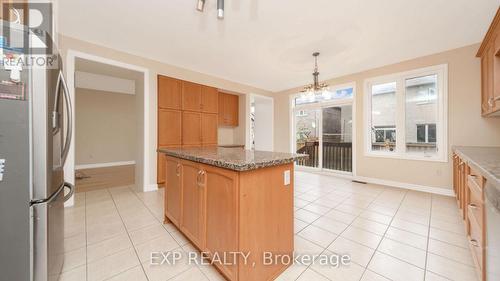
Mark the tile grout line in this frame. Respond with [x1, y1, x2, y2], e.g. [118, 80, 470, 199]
[423, 194, 434, 280]
[298, 187, 388, 281]
[130, 187, 211, 280]
[357, 190, 409, 281]
[104, 188, 151, 281]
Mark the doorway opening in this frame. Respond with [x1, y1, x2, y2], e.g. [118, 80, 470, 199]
[72, 58, 143, 193]
[249, 94, 274, 151]
[64, 51, 150, 206]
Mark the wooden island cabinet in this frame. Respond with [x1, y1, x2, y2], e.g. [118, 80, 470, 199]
[160, 147, 306, 281]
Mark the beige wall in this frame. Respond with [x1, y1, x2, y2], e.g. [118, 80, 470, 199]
[274, 44, 500, 190]
[75, 88, 137, 165]
[58, 35, 273, 189]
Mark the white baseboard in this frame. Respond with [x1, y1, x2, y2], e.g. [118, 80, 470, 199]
[75, 161, 136, 170]
[355, 176, 454, 197]
[143, 184, 158, 192]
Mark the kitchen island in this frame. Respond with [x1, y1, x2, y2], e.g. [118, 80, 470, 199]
[158, 147, 307, 281]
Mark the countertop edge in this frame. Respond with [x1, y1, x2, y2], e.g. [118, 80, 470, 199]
[452, 146, 500, 189]
[159, 149, 307, 172]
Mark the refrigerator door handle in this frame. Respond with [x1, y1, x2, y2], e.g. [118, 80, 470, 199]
[62, 182, 74, 202]
[58, 70, 72, 166]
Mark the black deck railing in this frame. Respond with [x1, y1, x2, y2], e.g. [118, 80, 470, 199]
[296, 141, 352, 172]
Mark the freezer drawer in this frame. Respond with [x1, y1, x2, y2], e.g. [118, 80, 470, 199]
[31, 182, 73, 281]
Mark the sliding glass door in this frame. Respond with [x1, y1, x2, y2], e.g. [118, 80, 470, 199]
[322, 105, 353, 173]
[293, 86, 354, 174]
[294, 109, 320, 168]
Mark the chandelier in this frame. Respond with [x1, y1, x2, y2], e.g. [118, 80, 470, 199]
[300, 52, 329, 98]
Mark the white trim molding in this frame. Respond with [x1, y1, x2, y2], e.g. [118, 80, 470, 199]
[65, 50, 150, 208]
[75, 161, 136, 170]
[355, 175, 454, 196]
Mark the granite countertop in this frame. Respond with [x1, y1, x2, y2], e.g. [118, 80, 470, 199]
[453, 146, 500, 210]
[158, 147, 308, 171]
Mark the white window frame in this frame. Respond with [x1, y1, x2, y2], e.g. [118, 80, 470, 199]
[364, 64, 448, 162]
[290, 82, 357, 176]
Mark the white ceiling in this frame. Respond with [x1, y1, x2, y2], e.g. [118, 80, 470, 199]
[59, 0, 499, 92]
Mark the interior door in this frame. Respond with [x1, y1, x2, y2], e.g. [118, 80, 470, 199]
[321, 105, 353, 173]
[180, 161, 205, 249]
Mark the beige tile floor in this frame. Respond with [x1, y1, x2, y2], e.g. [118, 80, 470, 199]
[61, 171, 477, 281]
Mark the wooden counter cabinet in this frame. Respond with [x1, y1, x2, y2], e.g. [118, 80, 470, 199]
[163, 155, 294, 281]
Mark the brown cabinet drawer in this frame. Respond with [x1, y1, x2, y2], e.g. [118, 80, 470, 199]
[467, 180, 484, 228]
[468, 165, 485, 188]
[467, 210, 484, 274]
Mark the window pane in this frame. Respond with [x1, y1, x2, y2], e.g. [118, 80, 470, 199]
[371, 82, 396, 152]
[295, 87, 353, 105]
[416, 125, 426, 142]
[322, 105, 352, 172]
[428, 124, 436, 143]
[295, 109, 320, 167]
[405, 75, 438, 155]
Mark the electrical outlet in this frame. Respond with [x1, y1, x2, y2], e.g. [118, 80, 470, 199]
[0, 159, 5, 181]
[283, 170, 290, 186]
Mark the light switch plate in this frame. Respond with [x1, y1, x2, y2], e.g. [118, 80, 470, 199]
[283, 170, 290, 186]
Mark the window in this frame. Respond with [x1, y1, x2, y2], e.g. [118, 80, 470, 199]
[416, 124, 436, 143]
[295, 87, 354, 105]
[297, 110, 308, 117]
[364, 65, 447, 161]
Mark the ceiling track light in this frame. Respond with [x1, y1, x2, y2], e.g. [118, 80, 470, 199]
[196, 0, 205, 11]
[217, 0, 224, 19]
[196, 0, 224, 19]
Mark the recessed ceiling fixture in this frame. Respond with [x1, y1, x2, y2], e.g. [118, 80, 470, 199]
[196, 0, 224, 19]
[300, 52, 329, 98]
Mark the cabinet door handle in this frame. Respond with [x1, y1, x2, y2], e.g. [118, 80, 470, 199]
[197, 170, 206, 187]
[468, 203, 478, 210]
[469, 239, 480, 247]
[176, 164, 181, 177]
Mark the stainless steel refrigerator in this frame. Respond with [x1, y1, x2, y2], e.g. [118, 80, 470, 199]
[0, 22, 74, 281]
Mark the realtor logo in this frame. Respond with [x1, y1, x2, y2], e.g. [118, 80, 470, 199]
[2, 2, 54, 55]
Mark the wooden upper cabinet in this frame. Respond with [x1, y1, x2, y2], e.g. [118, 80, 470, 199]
[158, 75, 182, 109]
[201, 113, 218, 145]
[180, 160, 205, 249]
[218, 92, 239, 127]
[182, 111, 202, 145]
[182, 81, 202, 112]
[201, 86, 219, 113]
[165, 156, 182, 226]
[158, 109, 182, 146]
[477, 7, 500, 116]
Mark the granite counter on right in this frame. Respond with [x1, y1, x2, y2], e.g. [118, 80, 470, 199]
[452, 146, 500, 281]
